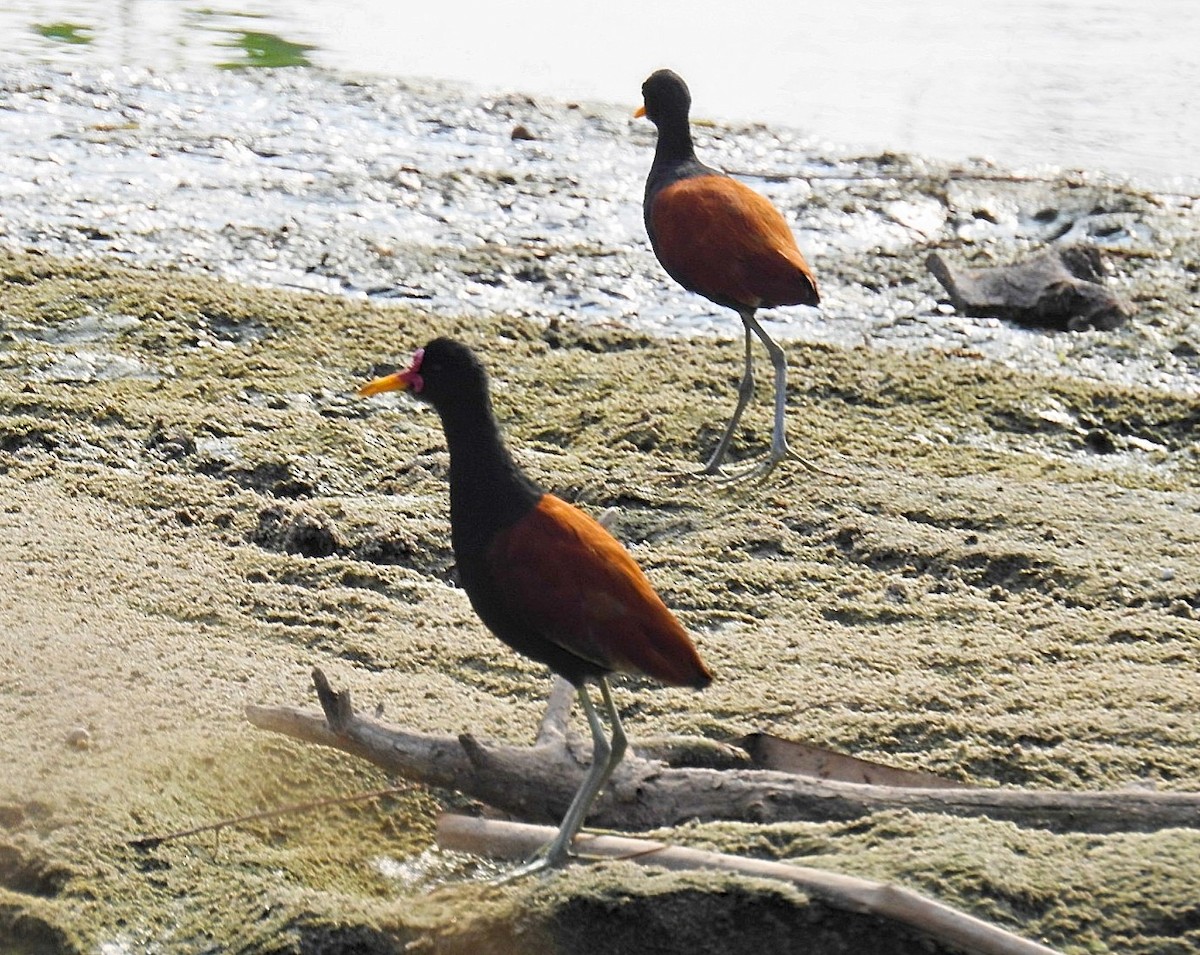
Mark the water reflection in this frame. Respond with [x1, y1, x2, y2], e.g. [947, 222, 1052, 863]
[5, 1, 322, 73]
[32, 21, 94, 45]
[217, 31, 316, 69]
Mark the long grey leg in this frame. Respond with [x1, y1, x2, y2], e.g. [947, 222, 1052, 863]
[701, 315, 756, 474]
[744, 311, 791, 472]
[496, 677, 628, 880]
[593, 678, 627, 795]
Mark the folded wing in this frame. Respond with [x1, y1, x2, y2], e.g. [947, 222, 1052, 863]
[488, 495, 712, 689]
[651, 174, 819, 310]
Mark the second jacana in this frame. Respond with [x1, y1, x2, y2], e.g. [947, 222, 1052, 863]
[637, 68, 821, 479]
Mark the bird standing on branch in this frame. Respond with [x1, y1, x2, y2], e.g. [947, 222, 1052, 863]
[359, 338, 713, 873]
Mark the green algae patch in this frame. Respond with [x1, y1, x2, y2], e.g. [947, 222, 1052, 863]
[2, 249, 1200, 952]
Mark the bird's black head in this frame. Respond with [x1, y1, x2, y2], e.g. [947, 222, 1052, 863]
[640, 69, 692, 126]
[409, 337, 489, 407]
[358, 336, 489, 414]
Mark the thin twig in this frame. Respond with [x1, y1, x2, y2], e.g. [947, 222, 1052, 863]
[127, 785, 412, 850]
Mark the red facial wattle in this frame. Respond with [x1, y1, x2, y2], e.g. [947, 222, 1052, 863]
[401, 347, 425, 393]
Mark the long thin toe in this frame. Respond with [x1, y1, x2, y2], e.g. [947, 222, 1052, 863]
[490, 845, 569, 884]
[707, 444, 791, 484]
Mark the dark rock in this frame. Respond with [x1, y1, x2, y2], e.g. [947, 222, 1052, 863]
[927, 245, 1131, 331]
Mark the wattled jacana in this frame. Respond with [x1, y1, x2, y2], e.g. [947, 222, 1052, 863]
[637, 69, 820, 478]
[359, 338, 713, 871]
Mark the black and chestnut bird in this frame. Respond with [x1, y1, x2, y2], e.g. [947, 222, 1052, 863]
[359, 338, 713, 872]
[636, 69, 820, 478]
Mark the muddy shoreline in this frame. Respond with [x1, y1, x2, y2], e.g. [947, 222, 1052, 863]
[2, 67, 1200, 954]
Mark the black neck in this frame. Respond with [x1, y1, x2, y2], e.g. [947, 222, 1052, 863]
[651, 111, 697, 170]
[437, 397, 541, 553]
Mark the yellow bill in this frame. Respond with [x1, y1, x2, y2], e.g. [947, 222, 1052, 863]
[358, 371, 411, 397]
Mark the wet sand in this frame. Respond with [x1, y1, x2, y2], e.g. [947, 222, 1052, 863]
[2, 68, 1200, 953]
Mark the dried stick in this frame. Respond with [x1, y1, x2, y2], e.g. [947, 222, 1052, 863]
[438, 814, 1062, 955]
[127, 785, 410, 850]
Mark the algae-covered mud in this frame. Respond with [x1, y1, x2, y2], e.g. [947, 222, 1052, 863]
[2, 67, 1200, 954]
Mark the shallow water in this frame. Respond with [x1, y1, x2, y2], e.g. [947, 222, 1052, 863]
[1, 0, 1197, 191]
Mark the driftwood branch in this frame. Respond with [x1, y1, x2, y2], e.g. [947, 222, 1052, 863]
[244, 670, 1200, 836]
[438, 814, 1061, 955]
[927, 245, 1131, 331]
